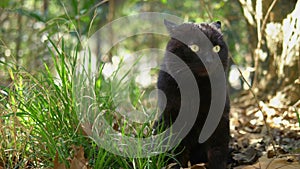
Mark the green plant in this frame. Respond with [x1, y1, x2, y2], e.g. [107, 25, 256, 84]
[1, 34, 173, 168]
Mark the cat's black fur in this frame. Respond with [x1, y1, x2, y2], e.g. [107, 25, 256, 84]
[153, 20, 230, 169]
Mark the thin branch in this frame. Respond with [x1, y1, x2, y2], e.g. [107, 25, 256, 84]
[252, 0, 278, 88]
[259, 0, 278, 49]
[229, 53, 278, 155]
[87, 0, 109, 15]
[87, 9, 98, 38]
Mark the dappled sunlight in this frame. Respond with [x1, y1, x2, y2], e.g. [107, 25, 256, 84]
[0, 0, 299, 168]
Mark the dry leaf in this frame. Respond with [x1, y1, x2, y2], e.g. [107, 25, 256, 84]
[257, 155, 300, 169]
[233, 146, 259, 164]
[190, 163, 206, 169]
[53, 151, 67, 169]
[69, 157, 88, 169]
[69, 146, 90, 169]
[235, 154, 300, 169]
[164, 163, 178, 169]
[164, 162, 206, 169]
[0, 161, 4, 169]
[81, 123, 93, 136]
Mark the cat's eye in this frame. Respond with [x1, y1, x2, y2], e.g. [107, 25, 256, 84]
[189, 44, 199, 52]
[212, 45, 221, 53]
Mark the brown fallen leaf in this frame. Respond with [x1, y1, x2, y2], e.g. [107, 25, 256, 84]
[69, 157, 88, 169]
[190, 163, 206, 169]
[234, 165, 258, 169]
[0, 161, 4, 169]
[80, 123, 93, 136]
[164, 162, 206, 169]
[69, 146, 90, 169]
[235, 154, 300, 169]
[164, 163, 178, 169]
[258, 155, 300, 169]
[233, 146, 259, 165]
[53, 151, 67, 169]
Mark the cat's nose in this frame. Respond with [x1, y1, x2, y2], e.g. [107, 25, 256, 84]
[205, 54, 214, 64]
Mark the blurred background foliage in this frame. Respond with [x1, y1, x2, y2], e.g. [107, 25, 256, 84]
[0, 0, 247, 83]
[1, 0, 299, 97]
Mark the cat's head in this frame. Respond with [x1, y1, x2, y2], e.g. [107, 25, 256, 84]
[164, 20, 228, 76]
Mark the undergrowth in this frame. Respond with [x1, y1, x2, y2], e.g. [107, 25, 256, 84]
[0, 37, 169, 168]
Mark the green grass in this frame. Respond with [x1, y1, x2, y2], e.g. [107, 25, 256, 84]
[295, 109, 300, 128]
[0, 36, 170, 169]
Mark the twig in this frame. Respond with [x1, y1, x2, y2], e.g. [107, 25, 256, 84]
[229, 54, 278, 155]
[87, 0, 109, 15]
[278, 153, 300, 158]
[250, 2, 280, 154]
[87, 9, 98, 38]
[265, 153, 300, 169]
[253, 0, 278, 87]
[260, 0, 278, 44]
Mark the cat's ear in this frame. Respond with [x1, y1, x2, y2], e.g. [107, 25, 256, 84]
[164, 19, 178, 34]
[212, 21, 221, 30]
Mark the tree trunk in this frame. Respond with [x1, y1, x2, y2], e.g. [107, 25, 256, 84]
[238, 0, 299, 105]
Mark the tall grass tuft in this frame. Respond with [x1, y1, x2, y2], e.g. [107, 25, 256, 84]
[0, 35, 171, 168]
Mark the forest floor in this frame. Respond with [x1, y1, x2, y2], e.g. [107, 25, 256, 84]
[229, 95, 300, 169]
[49, 92, 300, 169]
[165, 92, 300, 169]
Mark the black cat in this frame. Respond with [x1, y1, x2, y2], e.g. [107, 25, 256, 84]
[153, 20, 230, 169]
